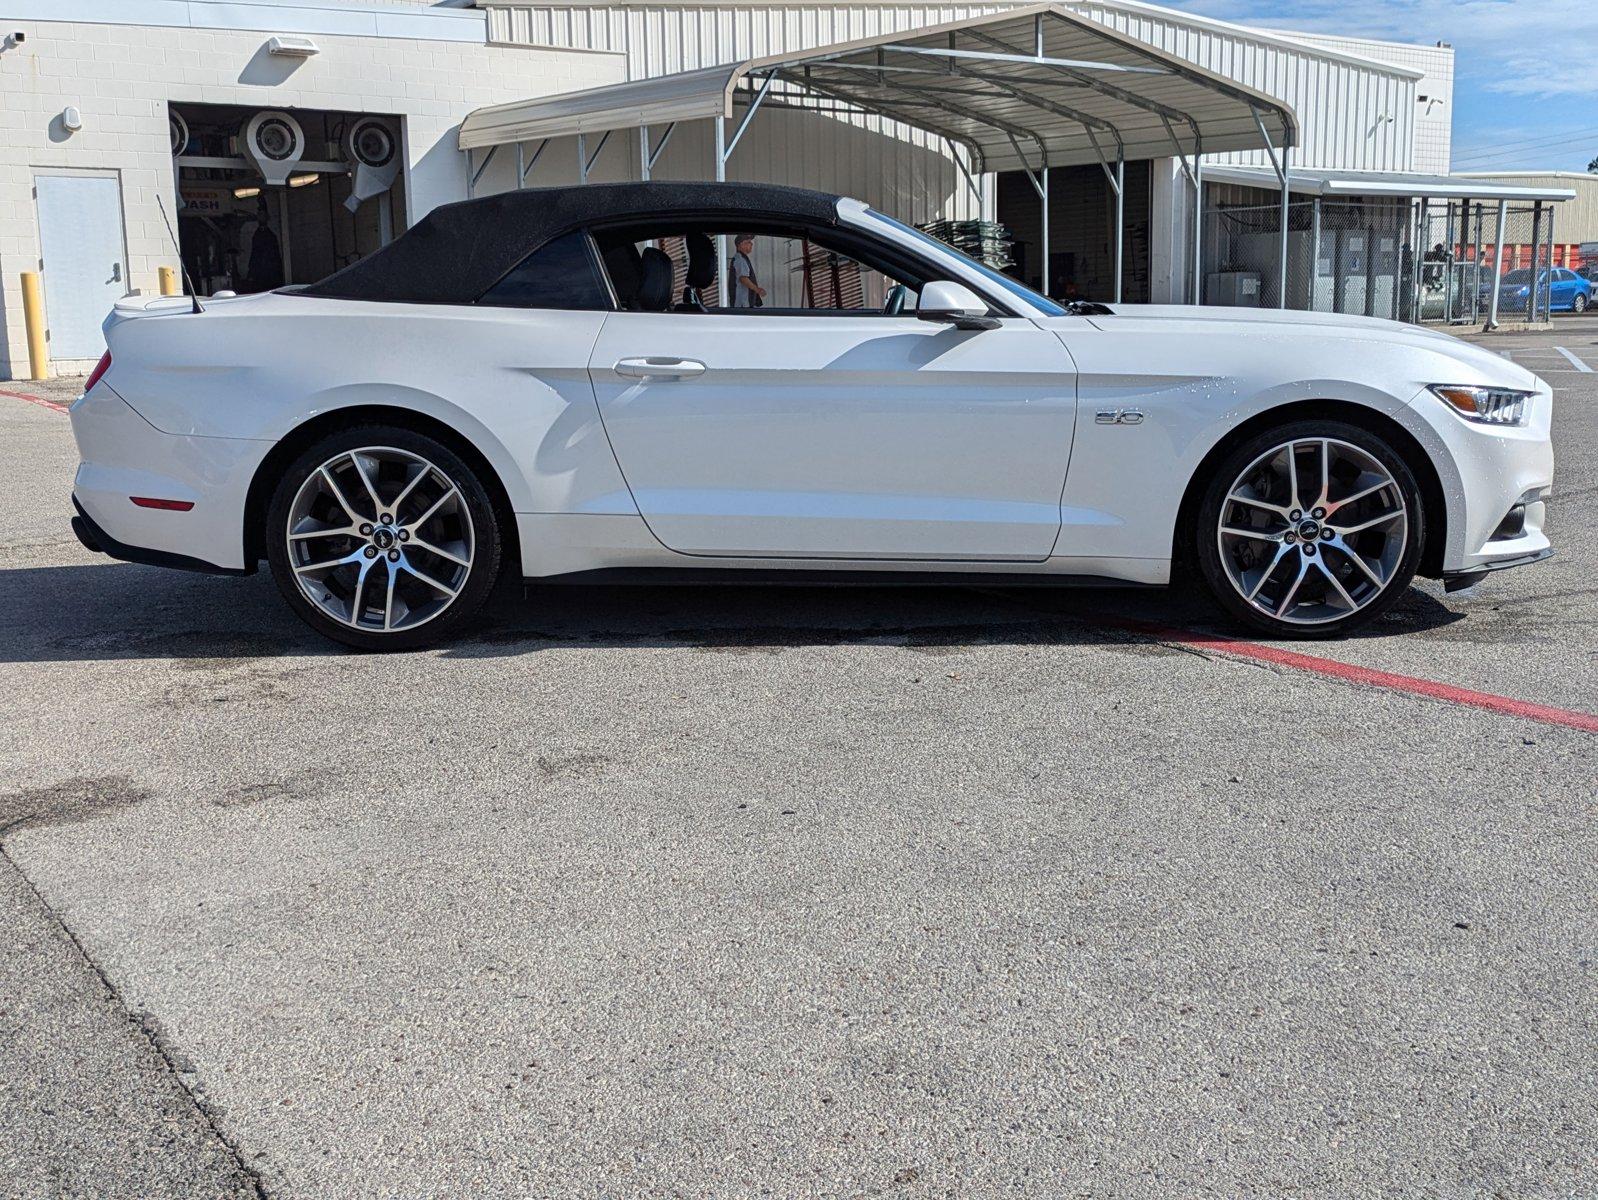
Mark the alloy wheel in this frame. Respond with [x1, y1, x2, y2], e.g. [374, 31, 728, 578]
[1216, 437, 1408, 626]
[284, 446, 475, 633]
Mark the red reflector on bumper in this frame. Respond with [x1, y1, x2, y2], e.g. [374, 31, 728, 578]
[130, 496, 194, 511]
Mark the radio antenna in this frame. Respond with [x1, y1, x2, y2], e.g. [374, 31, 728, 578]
[155, 194, 203, 314]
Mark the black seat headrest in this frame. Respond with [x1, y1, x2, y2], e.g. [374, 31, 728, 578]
[637, 246, 674, 313]
[683, 232, 717, 290]
[602, 242, 643, 309]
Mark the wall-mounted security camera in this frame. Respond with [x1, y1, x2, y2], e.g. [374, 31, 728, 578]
[3, 31, 26, 49]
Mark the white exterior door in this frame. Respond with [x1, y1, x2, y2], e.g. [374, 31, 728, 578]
[588, 313, 1078, 561]
[35, 174, 128, 361]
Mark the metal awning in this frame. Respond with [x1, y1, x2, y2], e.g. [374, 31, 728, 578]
[458, 4, 1298, 174]
[458, 4, 1302, 306]
[1203, 165, 1579, 203]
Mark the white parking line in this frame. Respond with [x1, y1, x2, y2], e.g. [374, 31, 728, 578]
[1555, 346, 1594, 373]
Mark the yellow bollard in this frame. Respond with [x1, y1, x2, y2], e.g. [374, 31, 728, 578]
[158, 266, 179, 296]
[21, 271, 50, 382]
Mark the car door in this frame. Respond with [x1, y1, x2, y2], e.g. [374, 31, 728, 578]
[1551, 269, 1576, 310]
[588, 309, 1076, 560]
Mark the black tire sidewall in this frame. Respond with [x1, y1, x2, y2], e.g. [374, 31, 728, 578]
[1194, 419, 1424, 638]
[265, 425, 503, 650]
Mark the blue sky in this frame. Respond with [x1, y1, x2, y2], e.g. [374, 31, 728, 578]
[1182, 0, 1598, 173]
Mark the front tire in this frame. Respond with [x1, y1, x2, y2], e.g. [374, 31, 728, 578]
[265, 426, 503, 650]
[1574, 293, 1589, 314]
[1194, 420, 1424, 638]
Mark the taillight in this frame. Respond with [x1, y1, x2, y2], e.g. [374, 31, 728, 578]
[84, 351, 112, 393]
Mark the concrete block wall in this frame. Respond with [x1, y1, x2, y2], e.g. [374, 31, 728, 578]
[0, 18, 623, 378]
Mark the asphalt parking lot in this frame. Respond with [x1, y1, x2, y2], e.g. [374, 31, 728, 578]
[2, 319, 1594, 1199]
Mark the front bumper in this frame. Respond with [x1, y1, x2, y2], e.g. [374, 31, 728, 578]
[1406, 382, 1554, 575]
[1441, 546, 1553, 592]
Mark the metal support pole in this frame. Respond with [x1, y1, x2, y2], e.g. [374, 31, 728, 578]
[714, 116, 728, 307]
[1114, 156, 1125, 303]
[724, 72, 775, 162]
[1276, 143, 1290, 309]
[639, 125, 649, 181]
[1413, 198, 1430, 324]
[1191, 144, 1203, 305]
[1444, 199, 1458, 324]
[1041, 163, 1051, 298]
[466, 147, 474, 198]
[1487, 198, 1508, 329]
[516, 142, 524, 191]
[1528, 201, 1543, 323]
[582, 130, 610, 181]
[1309, 196, 1322, 311]
[577, 133, 586, 184]
[1545, 203, 1556, 315]
[949, 142, 982, 211]
[520, 138, 547, 185]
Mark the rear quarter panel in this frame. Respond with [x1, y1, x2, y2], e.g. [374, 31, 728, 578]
[103, 293, 630, 516]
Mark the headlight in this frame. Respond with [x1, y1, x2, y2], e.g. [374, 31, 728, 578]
[1428, 384, 1533, 426]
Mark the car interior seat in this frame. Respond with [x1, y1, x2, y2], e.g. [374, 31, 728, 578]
[602, 242, 643, 310]
[678, 232, 716, 311]
[636, 246, 674, 313]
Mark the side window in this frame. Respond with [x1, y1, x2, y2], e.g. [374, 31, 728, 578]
[478, 230, 611, 311]
[591, 224, 926, 316]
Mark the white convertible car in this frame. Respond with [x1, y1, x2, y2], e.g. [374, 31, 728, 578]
[70, 182, 1553, 649]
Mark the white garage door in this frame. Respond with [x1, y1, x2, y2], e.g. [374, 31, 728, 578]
[35, 174, 129, 361]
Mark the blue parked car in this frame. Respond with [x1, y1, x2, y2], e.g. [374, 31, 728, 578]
[1482, 267, 1593, 314]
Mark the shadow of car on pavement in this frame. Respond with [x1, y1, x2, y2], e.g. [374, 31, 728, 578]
[0, 559, 1466, 665]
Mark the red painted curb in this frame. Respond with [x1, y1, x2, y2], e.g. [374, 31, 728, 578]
[0, 387, 69, 414]
[1114, 616, 1598, 734]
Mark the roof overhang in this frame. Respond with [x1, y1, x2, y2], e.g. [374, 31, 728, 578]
[1204, 164, 1580, 203]
[458, 4, 1299, 174]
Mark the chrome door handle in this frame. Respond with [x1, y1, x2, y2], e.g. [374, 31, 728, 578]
[614, 357, 706, 380]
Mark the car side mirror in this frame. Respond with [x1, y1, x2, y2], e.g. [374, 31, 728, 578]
[917, 280, 1000, 330]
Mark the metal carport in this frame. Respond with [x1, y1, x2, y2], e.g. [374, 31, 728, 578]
[458, 3, 1301, 306]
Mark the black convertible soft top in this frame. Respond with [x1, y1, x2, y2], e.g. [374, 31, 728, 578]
[297, 181, 843, 304]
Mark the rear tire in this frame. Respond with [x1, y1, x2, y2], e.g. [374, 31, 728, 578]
[1194, 420, 1424, 638]
[265, 425, 503, 650]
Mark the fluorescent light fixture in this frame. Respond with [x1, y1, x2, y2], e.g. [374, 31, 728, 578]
[233, 185, 262, 199]
[287, 173, 320, 188]
[266, 35, 319, 58]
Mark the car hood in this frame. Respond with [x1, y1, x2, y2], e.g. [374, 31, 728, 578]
[1046, 304, 1540, 392]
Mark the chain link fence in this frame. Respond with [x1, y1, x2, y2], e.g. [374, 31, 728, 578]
[1202, 197, 1559, 325]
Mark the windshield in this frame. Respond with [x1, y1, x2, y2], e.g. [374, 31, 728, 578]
[1500, 270, 1536, 285]
[864, 210, 1068, 316]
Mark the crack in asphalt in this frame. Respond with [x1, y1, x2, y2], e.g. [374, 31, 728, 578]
[0, 782, 274, 1200]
